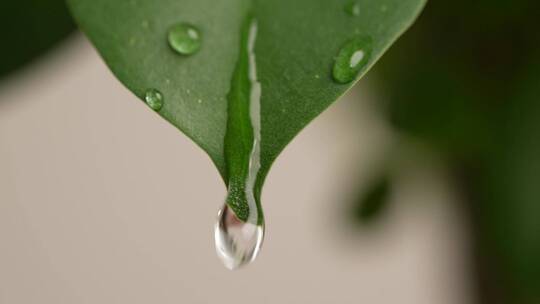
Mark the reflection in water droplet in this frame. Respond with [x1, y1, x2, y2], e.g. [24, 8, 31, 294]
[215, 204, 264, 270]
[144, 88, 163, 111]
[332, 36, 373, 84]
[349, 50, 365, 67]
[168, 23, 201, 55]
[345, 2, 361, 16]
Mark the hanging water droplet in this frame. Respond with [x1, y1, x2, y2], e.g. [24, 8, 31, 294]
[344, 2, 361, 16]
[168, 23, 201, 55]
[214, 204, 264, 270]
[144, 88, 163, 111]
[332, 36, 373, 84]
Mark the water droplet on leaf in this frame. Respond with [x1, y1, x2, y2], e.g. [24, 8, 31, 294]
[332, 36, 373, 84]
[168, 23, 201, 55]
[144, 88, 163, 111]
[345, 2, 361, 16]
[215, 204, 264, 270]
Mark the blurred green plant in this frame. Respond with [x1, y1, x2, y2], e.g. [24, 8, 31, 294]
[365, 0, 540, 303]
[0, 0, 75, 80]
[351, 173, 391, 224]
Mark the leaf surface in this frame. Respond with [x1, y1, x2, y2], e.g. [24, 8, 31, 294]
[68, 0, 425, 217]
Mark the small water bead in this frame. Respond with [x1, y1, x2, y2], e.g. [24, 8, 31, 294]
[332, 36, 373, 84]
[215, 204, 264, 270]
[168, 23, 201, 55]
[144, 88, 163, 111]
[345, 2, 361, 16]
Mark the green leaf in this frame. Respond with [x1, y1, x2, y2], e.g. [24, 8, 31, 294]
[67, 0, 425, 221]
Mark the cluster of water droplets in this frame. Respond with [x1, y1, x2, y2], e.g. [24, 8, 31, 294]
[142, 23, 202, 111]
[333, 1, 373, 84]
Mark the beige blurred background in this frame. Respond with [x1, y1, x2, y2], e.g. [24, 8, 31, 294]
[0, 36, 474, 304]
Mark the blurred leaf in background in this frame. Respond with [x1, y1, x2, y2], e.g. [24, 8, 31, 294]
[370, 0, 540, 303]
[351, 173, 391, 225]
[0, 0, 75, 81]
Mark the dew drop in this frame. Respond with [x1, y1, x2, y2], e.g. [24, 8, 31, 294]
[214, 204, 264, 270]
[168, 23, 201, 55]
[332, 36, 373, 84]
[144, 88, 163, 111]
[345, 2, 361, 16]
